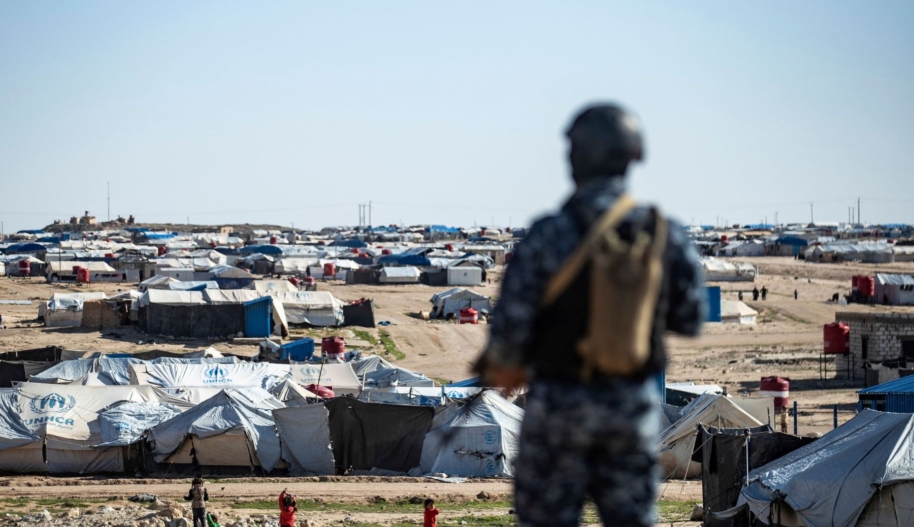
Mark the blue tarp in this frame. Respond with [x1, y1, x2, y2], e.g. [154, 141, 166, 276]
[16, 230, 45, 235]
[447, 377, 482, 388]
[143, 233, 176, 240]
[378, 254, 432, 266]
[427, 225, 459, 233]
[35, 236, 60, 244]
[3, 243, 47, 254]
[239, 244, 284, 255]
[331, 239, 368, 248]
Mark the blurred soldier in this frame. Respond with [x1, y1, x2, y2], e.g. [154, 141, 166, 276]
[474, 103, 705, 527]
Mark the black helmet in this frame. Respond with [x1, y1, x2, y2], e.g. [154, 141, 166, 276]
[566, 103, 644, 182]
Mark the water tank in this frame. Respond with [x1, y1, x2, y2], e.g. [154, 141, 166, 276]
[321, 336, 345, 360]
[350, 248, 360, 254]
[760, 376, 790, 409]
[76, 267, 90, 284]
[269, 236, 278, 245]
[288, 276, 300, 287]
[301, 276, 315, 286]
[823, 323, 850, 354]
[104, 253, 115, 259]
[480, 228, 487, 236]
[721, 235, 729, 244]
[381, 249, 392, 256]
[322, 263, 336, 279]
[445, 243, 456, 252]
[859, 276, 875, 297]
[305, 384, 335, 399]
[157, 246, 167, 256]
[459, 307, 478, 325]
[17, 260, 30, 277]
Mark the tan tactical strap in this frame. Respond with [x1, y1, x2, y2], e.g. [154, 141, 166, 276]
[541, 193, 638, 307]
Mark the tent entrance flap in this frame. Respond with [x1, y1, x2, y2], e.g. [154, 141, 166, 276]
[244, 297, 272, 338]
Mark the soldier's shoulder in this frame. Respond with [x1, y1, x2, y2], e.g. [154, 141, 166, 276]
[527, 210, 576, 238]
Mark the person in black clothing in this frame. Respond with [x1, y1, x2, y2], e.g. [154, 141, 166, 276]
[752, 286, 760, 301]
[474, 103, 705, 527]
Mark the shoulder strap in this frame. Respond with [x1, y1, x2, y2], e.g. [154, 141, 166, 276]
[541, 193, 638, 307]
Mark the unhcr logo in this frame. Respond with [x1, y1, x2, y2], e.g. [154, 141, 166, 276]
[203, 366, 232, 384]
[29, 393, 76, 414]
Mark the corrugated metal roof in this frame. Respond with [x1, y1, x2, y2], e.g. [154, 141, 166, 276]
[857, 374, 914, 394]
[875, 274, 914, 286]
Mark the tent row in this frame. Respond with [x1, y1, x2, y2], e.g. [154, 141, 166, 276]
[0, 382, 521, 478]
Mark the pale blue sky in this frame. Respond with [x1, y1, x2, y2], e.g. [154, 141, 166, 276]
[1, 2, 912, 233]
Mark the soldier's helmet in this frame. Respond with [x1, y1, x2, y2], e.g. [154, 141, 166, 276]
[566, 104, 644, 180]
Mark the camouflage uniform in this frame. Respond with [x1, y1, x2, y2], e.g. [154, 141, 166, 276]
[482, 176, 705, 527]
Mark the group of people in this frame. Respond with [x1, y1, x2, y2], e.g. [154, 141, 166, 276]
[186, 478, 440, 527]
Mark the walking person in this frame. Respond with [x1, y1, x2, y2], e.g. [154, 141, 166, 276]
[761, 286, 769, 301]
[794, 289, 798, 300]
[183, 477, 209, 527]
[752, 286, 760, 301]
[474, 103, 705, 527]
[279, 488, 297, 527]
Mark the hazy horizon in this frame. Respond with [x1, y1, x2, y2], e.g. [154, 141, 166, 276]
[2, 2, 912, 234]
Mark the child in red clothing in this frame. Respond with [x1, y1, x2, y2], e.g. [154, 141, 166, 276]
[423, 498, 440, 527]
[278, 488, 297, 527]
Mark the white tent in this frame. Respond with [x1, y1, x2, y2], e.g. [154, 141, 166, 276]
[419, 390, 523, 477]
[147, 388, 285, 470]
[380, 266, 421, 284]
[657, 394, 763, 479]
[702, 258, 759, 282]
[272, 404, 335, 476]
[429, 287, 493, 318]
[269, 291, 344, 326]
[43, 292, 108, 327]
[732, 410, 914, 527]
[721, 300, 758, 324]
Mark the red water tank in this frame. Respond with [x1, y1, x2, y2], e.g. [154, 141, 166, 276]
[381, 249, 392, 256]
[302, 276, 316, 286]
[269, 236, 278, 245]
[350, 248, 360, 254]
[321, 336, 345, 360]
[859, 276, 875, 297]
[760, 376, 790, 410]
[445, 243, 456, 252]
[72, 265, 82, 275]
[823, 323, 850, 354]
[305, 384, 335, 399]
[76, 267, 90, 284]
[18, 260, 30, 277]
[157, 246, 167, 256]
[459, 308, 478, 325]
[721, 235, 729, 244]
[322, 263, 336, 279]
[104, 253, 115, 259]
[480, 228, 487, 236]
[288, 276, 301, 287]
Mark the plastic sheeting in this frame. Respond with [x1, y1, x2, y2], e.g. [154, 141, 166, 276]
[30, 358, 96, 384]
[326, 398, 433, 474]
[349, 356, 395, 377]
[736, 410, 914, 527]
[273, 404, 335, 476]
[148, 388, 284, 470]
[269, 291, 345, 327]
[290, 364, 361, 391]
[429, 288, 492, 318]
[360, 390, 444, 407]
[423, 391, 523, 477]
[364, 368, 435, 389]
[0, 389, 41, 451]
[143, 363, 291, 390]
[98, 401, 183, 447]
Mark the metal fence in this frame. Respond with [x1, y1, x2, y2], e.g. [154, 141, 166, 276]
[773, 402, 857, 437]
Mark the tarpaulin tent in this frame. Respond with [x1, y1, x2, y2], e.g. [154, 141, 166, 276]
[273, 404, 335, 476]
[269, 379, 319, 407]
[290, 364, 362, 394]
[421, 390, 523, 477]
[364, 367, 435, 389]
[14, 383, 171, 473]
[429, 288, 492, 318]
[349, 355, 395, 377]
[379, 266, 422, 284]
[0, 389, 43, 472]
[726, 410, 914, 527]
[325, 398, 433, 475]
[269, 291, 344, 327]
[43, 292, 108, 328]
[140, 363, 291, 391]
[657, 394, 763, 479]
[693, 425, 812, 527]
[97, 401, 184, 447]
[147, 388, 285, 473]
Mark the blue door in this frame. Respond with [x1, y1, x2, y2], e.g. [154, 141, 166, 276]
[243, 297, 272, 338]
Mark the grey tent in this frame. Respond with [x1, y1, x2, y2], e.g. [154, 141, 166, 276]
[273, 403, 335, 476]
[0, 389, 42, 472]
[97, 401, 184, 447]
[730, 409, 914, 527]
[420, 390, 523, 477]
[349, 355, 395, 377]
[364, 367, 435, 389]
[147, 388, 284, 471]
[429, 287, 492, 318]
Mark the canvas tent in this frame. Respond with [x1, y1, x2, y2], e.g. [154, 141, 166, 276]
[139, 363, 291, 391]
[147, 388, 285, 472]
[0, 389, 43, 473]
[657, 394, 764, 479]
[379, 266, 421, 284]
[43, 292, 108, 327]
[729, 410, 914, 527]
[702, 258, 758, 282]
[721, 300, 758, 324]
[269, 291, 344, 326]
[272, 404, 335, 476]
[269, 379, 319, 407]
[429, 288, 493, 318]
[97, 401, 184, 447]
[419, 390, 523, 477]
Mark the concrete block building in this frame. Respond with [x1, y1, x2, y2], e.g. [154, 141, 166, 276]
[836, 312, 914, 364]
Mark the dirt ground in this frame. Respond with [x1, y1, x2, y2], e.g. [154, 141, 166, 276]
[0, 256, 911, 523]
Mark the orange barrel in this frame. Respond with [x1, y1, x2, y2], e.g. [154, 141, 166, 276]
[322, 262, 336, 279]
[459, 308, 478, 324]
[760, 376, 790, 410]
[321, 336, 345, 361]
[823, 323, 850, 354]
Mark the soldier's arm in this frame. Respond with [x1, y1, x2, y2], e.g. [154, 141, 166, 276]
[474, 219, 552, 381]
[664, 221, 706, 336]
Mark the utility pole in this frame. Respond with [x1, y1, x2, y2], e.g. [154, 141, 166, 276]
[858, 197, 861, 224]
[810, 202, 814, 225]
[368, 201, 372, 228]
[107, 182, 110, 222]
[775, 211, 779, 227]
